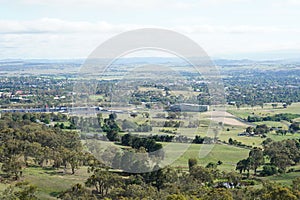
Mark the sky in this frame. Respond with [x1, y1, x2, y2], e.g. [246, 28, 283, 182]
[1, 0, 300, 59]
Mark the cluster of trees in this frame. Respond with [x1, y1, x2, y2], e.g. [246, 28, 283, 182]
[0, 182, 38, 199]
[236, 148, 264, 175]
[243, 122, 299, 137]
[59, 160, 300, 200]
[244, 124, 270, 136]
[263, 139, 300, 172]
[121, 133, 163, 155]
[102, 113, 121, 141]
[163, 120, 183, 128]
[0, 112, 68, 125]
[193, 135, 215, 144]
[0, 113, 88, 180]
[247, 113, 300, 123]
[290, 122, 300, 133]
[159, 128, 178, 134]
[69, 115, 100, 131]
[135, 123, 153, 132]
[236, 138, 300, 177]
[228, 138, 252, 148]
[148, 135, 174, 142]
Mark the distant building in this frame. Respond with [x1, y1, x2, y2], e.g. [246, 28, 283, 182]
[169, 103, 209, 112]
[228, 101, 236, 106]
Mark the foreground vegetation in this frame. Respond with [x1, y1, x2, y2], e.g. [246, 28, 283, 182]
[0, 112, 300, 199]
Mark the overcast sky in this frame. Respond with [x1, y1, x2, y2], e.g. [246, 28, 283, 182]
[1, 0, 300, 59]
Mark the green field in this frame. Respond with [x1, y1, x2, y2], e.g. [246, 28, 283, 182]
[0, 166, 90, 199]
[227, 102, 300, 119]
[260, 165, 300, 186]
[164, 143, 249, 171]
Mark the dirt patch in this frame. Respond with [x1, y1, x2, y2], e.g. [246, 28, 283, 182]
[210, 117, 248, 127]
[203, 111, 249, 127]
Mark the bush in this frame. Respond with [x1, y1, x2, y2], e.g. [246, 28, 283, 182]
[260, 165, 277, 176]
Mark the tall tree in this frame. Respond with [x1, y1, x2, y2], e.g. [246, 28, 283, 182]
[248, 148, 264, 174]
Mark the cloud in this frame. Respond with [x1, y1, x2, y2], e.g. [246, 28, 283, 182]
[0, 18, 140, 34]
[17, 0, 252, 10]
[176, 25, 300, 34]
[0, 18, 300, 59]
[1, 18, 300, 35]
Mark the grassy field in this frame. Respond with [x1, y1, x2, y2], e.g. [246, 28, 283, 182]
[0, 166, 90, 199]
[260, 165, 300, 186]
[218, 126, 263, 146]
[227, 102, 300, 119]
[164, 143, 249, 171]
[89, 94, 104, 101]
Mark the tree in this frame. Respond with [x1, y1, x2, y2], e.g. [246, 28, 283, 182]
[236, 159, 250, 174]
[260, 165, 277, 176]
[166, 194, 187, 200]
[188, 158, 198, 171]
[205, 188, 233, 200]
[1, 156, 23, 180]
[263, 139, 300, 173]
[246, 126, 254, 133]
[248, 148, 264, 174]
[14, 182, 38, 200]
[106, 129, 119, 141]
[262, 184, 297, 200]
[206, 162, 217, 169]
[289, 122, 300, 133]
[271, 154, 293, 173]
[190, 166, 214, 185]
[150, 166, 178, 191]
[85, 169, 122, 197]
[0, 183, 38, 200]
[67, 151, 82, 174]
[123, 184, 158, 199]
[58, 183, 96, 200]
[292, 177, 300, 192]
[254, 124, 269, 135]
[109, 113, 117, 120]
[59, 123, 65, 129]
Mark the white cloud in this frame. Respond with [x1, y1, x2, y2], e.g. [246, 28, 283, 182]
[0, 18, 140, 34]
[1, 18, 300, 59]
[176, 25, 300, 34]
[1, 18, 300, 35]
[17, 0, 252, 10]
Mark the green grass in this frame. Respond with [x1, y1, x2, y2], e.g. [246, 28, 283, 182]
[260, 165, 300, 186]
[89, 95, 104, 102]
[218, 126, 263, 146]
[227, 109, 253, 119]
[164, 143, 249, 171]
[0, 166, 91, 199]
[227, 103, 300, 119]
[253, 121, 289, 129]
[267, 132, 300, 142]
